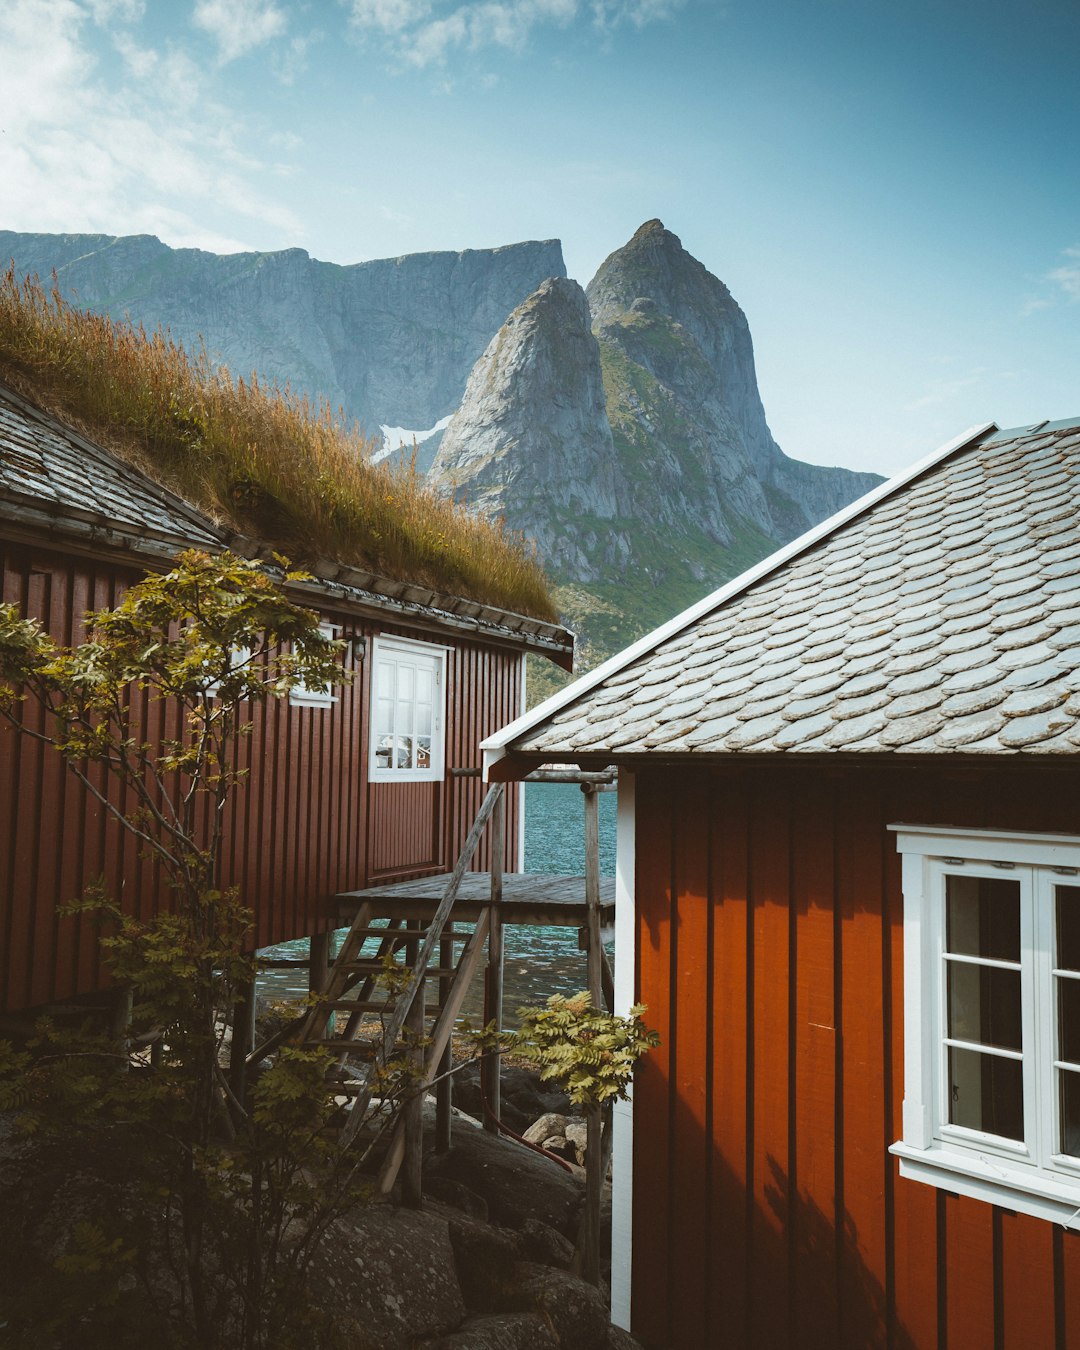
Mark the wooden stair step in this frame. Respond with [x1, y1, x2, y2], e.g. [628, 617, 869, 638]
[342, 961, 458, 978]
[307, 1039, 381, 1054]
[321, 998, 448, 1014]
[345, 926, 421, 941]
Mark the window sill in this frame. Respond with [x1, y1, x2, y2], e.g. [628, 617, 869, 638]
[891, 1140, 1080, 1227]
[369, 771, 443, 784]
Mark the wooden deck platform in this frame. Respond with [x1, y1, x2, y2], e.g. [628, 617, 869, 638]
[336, 872, 615, 928]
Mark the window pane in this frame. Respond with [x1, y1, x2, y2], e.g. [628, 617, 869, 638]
[1058, 886, 1080, 972]
[1058, 977, 1080, 1064]
[416, 701, 432, 737]
[399, 664, 414, 701]
[417, 667, 433, 703]
[946, 874, 1020, 962]
[376, 697, 394, 737]
[377, 661, 395, 699]
[947, 962, 1022, 1051]
[948, 1045, 1024, 1141]
[396, 699, 413, 737]
[1061, 1069, 1080, 1157]
[395, 735, 413, 770]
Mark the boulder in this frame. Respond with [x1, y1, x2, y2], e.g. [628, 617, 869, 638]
[445, 1213, 523, 1310]
[564, 1121, 589, 1165]
[431, 1312, 559, 1349]
[426, 1175, 490, 1222]
[522, 1113, 569, 1146]
[425, 1119, 582, 1236]
[500, 1262, 611, 1350]
[517, 1217, 575, 1270]
[314, 1205, 465, 1349]
[604, 1325, 644, 1349]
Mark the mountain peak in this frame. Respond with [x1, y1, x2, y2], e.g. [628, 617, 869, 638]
[632, 218, 668, 239]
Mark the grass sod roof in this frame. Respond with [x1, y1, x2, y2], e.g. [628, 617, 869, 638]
[0, 265, 559, 624]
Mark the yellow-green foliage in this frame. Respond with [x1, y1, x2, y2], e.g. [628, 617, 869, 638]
[502, 991, 659, 1107]
[0, 266, 558, 622]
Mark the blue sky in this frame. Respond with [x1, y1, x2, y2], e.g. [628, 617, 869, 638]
[0, 0, 1077, 476]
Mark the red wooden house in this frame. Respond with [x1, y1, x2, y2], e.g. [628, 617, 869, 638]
[484, 416, 1080, 1349]
[0, 380, 572, 1016]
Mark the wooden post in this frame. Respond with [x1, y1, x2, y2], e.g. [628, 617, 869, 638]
[111, 985, 133, 1074]
[402, 921, 424, 1207]
[482, 787, 506, 1133]
[435, 921, 454, 1152]
[228, 973, 255, 1101]
[583, 784, 603, 1007]
[581, 783, 604, 1284]
[308, 930, 331, 996]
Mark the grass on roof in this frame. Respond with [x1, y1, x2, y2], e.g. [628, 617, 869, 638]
[0, 266, 559, 623]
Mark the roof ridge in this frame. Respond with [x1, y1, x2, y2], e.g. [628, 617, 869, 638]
[481, 419, 997, 774]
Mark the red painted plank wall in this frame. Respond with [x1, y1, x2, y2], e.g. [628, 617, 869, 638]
[631, 760, 1080, 1350]
[0, 541, 523, 1011]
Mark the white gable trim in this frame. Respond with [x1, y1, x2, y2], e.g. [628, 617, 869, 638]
[481, 421, 996, 776]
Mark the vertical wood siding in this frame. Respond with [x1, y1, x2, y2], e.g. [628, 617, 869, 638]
[632, 761, 1080, 1350]
[0, 542, 522, 1010]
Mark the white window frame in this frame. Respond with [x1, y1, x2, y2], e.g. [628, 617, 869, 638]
[206, 644, 253, 700]
[368, 635, 447, 783]
[289, 622, 340, 709]
[890, 823, 1080, 1228]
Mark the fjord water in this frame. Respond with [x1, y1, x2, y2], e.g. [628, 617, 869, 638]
[257, 783, 617, 1018]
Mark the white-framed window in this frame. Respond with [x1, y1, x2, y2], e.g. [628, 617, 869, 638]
[890, 824, 1080, 1227]
[206, 645, 253, 700]
[368, 636, 446, 783]
[289, 622, 340, 708]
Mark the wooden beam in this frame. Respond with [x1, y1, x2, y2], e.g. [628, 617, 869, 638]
[483, 789, 506, 1133]
[401, 922, 424, 1208]
[308, 931, 331, 995]
[583, 784, 603, 1008]
[435, 921, 455, 1153]
[228, 974, 255, 1100]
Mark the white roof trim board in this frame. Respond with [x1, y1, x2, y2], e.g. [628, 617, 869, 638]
[482, 420, 995, 775]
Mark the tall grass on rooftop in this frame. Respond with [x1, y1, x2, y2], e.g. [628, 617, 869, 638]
[0, 265, 558, 622]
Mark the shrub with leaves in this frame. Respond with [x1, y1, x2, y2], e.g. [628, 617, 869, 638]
[0, 551, 367, 1349]
[502, 991, 659, 1109]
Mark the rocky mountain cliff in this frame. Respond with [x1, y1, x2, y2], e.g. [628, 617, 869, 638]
[432, 277, 621, 578]
[3, 223, 881, 685]
[433, 220, 881, 665]
[0, 230, 565, 438]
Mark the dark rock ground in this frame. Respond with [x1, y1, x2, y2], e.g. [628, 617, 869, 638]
[0, 1088, 639, 1350]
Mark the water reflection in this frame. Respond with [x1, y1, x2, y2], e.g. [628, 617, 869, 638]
[257, 783, 618, 1023]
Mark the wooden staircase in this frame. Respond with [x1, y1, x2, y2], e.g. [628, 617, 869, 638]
[295, 782, 506, 1198]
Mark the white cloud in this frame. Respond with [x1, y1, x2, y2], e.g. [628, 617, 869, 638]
[903, 370, 985, 414]
[592, 0, 686, 28]
[87, 0, 145, 21]
[349, 0, 434, 32]
[0, 0, 304, 254]
[1022, 245, 1080, 315]
[346, 0, 684, 66]
[1046, 247, 1080, 303]
[193, 0, 287, 64]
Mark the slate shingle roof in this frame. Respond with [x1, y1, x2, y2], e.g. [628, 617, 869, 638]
[501, 417, 1080, 759]
[0, 383, 224, 550]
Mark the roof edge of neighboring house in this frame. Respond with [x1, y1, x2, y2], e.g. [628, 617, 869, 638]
[481, 419, 1001, 776]
[0, 381, 574, 664]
